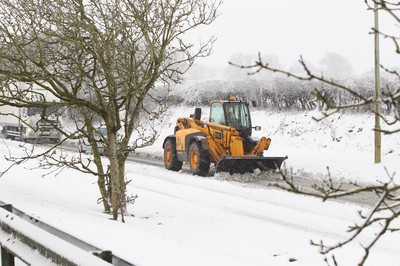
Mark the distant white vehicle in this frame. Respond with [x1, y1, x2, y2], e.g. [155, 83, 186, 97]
[0, 82, 62, 143]
[79, 126, 107, 156]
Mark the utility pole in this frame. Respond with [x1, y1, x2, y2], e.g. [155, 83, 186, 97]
[374, 2, 382, 163]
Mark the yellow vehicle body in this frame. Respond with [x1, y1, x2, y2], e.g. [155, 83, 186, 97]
[163, 99, 287, 176]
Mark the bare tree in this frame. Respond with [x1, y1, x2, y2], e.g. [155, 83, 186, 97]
[230, 0, 400, 264]
[0, 0, 221, 221]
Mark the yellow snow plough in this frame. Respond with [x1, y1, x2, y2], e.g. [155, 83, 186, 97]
[163, 97, 287, 176]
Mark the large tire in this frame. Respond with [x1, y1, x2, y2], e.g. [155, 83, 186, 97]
[164, 138, 183, 171]
[188, 141, 210, 176]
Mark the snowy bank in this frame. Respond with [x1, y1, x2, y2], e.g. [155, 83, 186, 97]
[138, 106, 400, 185]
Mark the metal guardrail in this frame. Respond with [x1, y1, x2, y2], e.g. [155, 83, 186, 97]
[0, 201, 134, 266]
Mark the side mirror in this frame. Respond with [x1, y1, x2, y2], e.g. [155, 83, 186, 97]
[253, 126, 261, 131]
[194, 108, 202, 120]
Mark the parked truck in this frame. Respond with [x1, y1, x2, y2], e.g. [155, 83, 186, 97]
[0, 82, 62, 143]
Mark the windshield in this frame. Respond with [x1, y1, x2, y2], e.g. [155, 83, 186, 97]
[98, 127, 107, 137]
[224, 102, 251, 130]
[27, 106, 61, 116]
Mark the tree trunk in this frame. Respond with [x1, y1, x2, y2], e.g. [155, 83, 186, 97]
[108, 130, 121, 220]
[85, 116, 111, 213]
[93, 155, 111, 213]
[118, 159, 127, 212]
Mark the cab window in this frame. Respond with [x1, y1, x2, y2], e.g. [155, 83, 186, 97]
[224, 102, 251, 129]
[209, 102, 225, 125]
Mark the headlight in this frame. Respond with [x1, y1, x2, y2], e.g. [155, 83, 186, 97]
[25, 128, 33, 135]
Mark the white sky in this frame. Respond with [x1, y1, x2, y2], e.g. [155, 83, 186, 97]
[193, 0, 400, 74]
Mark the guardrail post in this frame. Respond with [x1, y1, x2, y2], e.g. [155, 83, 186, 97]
[1, 246, 15, 266]
[93, 250, 113, 263]
[0, 204, 15, 266]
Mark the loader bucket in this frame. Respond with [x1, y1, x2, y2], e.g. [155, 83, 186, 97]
[215, 156, 288, 174]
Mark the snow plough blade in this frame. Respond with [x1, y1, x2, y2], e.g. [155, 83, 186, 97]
[215, 156, 288, 174]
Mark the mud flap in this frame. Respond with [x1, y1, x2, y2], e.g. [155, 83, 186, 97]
[215, 156, 288, 174]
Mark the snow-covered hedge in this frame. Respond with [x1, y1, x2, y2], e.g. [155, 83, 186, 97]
[168, 77, 398, 114]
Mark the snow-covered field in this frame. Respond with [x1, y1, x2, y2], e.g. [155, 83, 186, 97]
[140, 106, 400, 185]
[0, 106, 399, 266]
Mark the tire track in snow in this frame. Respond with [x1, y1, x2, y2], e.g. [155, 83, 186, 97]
[128, 163, 359, 242]
[127, 155, 379, 207]
[128, 163, 400, 258]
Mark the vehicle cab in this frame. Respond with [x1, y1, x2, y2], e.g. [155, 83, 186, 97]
[209, 98, 253, 138]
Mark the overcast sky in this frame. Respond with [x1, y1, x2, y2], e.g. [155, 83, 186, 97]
[191, 0, 400, 75]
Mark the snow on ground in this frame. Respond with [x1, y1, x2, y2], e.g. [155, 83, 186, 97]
[139, 105, 400, 185]
[0, 106, 399, 266]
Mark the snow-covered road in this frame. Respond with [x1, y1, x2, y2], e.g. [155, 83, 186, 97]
[126, 162, 400, 265]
